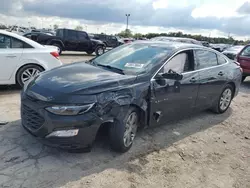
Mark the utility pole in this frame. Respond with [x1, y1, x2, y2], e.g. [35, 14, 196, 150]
[125, 14, 130, 30]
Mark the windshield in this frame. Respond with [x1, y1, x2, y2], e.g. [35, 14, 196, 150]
[93, 43, 172, 75]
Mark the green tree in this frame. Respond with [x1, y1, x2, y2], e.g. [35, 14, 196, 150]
[53, 24, 59, 30]
[75, 25, 83, 31]
[118, 29, 133, 38]
[134, 33, 143, 39]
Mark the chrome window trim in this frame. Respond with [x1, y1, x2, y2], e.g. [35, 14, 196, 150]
[151, 47, 229, 81]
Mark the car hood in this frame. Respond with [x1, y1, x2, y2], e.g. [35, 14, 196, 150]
[26, 62, 136, 99]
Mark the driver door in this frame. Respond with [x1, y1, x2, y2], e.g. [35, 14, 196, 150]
[150, 50, 200, 126]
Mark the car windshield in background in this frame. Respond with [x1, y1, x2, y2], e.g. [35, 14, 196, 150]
[94, 43, 171, 75]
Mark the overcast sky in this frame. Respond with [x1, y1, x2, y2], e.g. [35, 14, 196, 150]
[1, 0, 250, 39]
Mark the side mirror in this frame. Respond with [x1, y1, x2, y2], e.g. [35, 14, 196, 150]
[161, 72, 183, 81]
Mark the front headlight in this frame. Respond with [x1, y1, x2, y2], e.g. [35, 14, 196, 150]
[45, 103, 95, 116]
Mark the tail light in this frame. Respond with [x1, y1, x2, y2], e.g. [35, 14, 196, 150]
[50, 52, 59, 59]
[234, 61, 243, 72]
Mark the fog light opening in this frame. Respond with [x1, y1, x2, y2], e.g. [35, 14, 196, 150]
[46, 129, 79, 138]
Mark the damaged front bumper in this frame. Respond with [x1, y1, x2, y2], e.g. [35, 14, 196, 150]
[21, 93, 108, 150]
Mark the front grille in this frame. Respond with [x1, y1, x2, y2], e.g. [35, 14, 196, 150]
[22, 104, 44, 131]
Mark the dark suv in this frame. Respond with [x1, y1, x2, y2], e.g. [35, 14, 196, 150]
[34, 29, 105, 55]
[93, 34, 122, 48]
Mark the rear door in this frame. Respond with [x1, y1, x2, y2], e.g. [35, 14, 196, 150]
[194, 49, 228, 110]
[0, 34, 23, 81]
[77, 31, 91, 51]
[238, 45, 250, 76]
[64, 30, 79, 51]
[109, 36, 118, 47]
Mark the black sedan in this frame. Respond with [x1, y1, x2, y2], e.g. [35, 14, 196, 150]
[21, 41, 242, 153]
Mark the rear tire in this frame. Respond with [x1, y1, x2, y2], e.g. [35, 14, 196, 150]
[109, 107, 139, 153]
[16, 65, 44, 88]
[51, 43, 62, 55]
[242, 76, 246, 82]
[211, 84, 233, 114]
[95, 46, 105, 56]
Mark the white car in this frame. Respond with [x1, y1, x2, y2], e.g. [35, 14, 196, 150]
[0, 30, 62, 87]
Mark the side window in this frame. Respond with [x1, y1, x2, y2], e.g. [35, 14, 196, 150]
[194, 50, 217, 70]
[66, 30, 78, 40]
[217, 54, 227, 65]
[78, 32, 87, 40]
[12, 38, 23, 48]
[57, 30, 63, 38]
[162, 52, 191, 74]
[0, 34, 11, 48]
[240, 46, 250, 57]
[11, 38, 33, 49]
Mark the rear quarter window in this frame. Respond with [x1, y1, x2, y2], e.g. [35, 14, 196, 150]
[217, 54, 227, 65]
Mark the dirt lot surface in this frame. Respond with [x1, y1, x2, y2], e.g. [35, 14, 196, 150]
[0, 53, 249, 188]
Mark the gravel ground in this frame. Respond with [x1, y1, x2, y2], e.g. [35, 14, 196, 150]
[0, 53, 249, 188]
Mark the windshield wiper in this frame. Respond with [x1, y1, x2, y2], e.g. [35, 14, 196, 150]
[96, 64, 124, 75]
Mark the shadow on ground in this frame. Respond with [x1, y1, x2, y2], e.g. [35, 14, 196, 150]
[0, 107, 232, 187]
[240, 79, 250, 94]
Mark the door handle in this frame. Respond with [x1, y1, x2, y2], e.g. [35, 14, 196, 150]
[190, 77, 196, 83]
[6, 55, 17, 58]
[218, 71, 224, 76]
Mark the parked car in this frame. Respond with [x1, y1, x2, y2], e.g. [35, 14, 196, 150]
[93, 34, 123, 48]
[201, 41, 210, 47]
[23, 32, 52, 42]
[210, 43, 231, 52]
[0, 30, 62, 87]
[236, 45, 250, 82]
[21, 41, 242, 153]
[34, 28, 105, 55]
[222, 45, 245, 60]
[120, 38, 135, 43]
[150, 36, 202, 45]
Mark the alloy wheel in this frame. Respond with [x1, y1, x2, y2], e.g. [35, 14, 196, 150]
[98, 48, 104, 55]
[219, 88, 232, 111]
[123, 112, 138, 147]
[21, 68, 40, 85]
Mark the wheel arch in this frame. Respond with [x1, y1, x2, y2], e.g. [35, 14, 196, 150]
[48, 39, 65, 49]
[95, 103, 147, 141]
[15, 63, 45, 84]
[227, 82, 236, 98]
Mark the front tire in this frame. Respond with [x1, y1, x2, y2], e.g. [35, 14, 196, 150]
[211, 84, 233, 114]
[109, 107, 139, 153]
[16, 65, 44, 88]
[95, 46, 105, 56]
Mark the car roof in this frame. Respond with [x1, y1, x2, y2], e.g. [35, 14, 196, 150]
[132, 40, 205, 51]
[151, 36, 202, 45]
[0, 29, 44, 48]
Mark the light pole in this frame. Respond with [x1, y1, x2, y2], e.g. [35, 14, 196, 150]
[125, 14, 130, 30]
